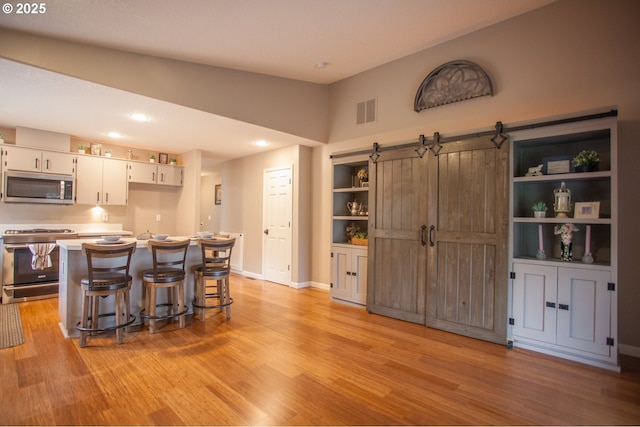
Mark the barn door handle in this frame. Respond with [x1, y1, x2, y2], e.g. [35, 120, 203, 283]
[558, 304, 570, 310]
[420, 225, 427, 246]
[429, 225, 435, 247]
[263, 229, 269, 235]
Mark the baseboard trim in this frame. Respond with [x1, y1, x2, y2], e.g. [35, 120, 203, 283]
[310, 281, 330, 291]
[619, 343, 640, 358]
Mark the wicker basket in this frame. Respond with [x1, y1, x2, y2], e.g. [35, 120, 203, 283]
[351, 237, 368, 246]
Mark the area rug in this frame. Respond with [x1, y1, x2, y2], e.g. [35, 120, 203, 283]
[0, 304, 25, 349]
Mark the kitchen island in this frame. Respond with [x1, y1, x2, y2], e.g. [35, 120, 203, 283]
[57, 237, 203, 338]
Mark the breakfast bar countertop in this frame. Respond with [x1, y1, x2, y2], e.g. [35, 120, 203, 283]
[57, 236, 198, 251]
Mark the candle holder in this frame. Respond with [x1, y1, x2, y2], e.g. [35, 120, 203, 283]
[582, 224, 594, 263]
[553, 181, 572, 218]
[536, 249, 547, 260]
[582, 252, 594, 263]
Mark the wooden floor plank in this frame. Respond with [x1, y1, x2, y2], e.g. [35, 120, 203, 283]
[0, 274, 639, 425]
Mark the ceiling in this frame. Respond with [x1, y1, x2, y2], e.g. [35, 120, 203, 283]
[0, 0, 555, 169]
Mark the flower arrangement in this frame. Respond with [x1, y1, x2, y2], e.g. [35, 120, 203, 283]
[554, 223, 579, 261]
[356, 168, 368, 181]
[572, 150, 599, 168]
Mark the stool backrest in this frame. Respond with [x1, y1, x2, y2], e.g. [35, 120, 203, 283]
[81, 242, 137, 285]
[147, 239, 191, 280]
[198, 238, 235, 272]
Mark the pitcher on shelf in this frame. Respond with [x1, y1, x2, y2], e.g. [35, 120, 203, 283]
[347, 200, 360, 216]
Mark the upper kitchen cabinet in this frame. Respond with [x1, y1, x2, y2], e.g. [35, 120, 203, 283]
[127, 162, 183, 186]
[76, 155, 128, 205]
[1, 145, 75, 175]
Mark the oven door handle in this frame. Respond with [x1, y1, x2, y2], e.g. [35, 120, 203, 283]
[3, 243, 58, 250]
[3, 282, 59, 291]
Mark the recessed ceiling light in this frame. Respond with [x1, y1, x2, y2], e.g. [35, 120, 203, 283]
[107, 131, 123, 138]
[314, 61, 329, 69]
[255, 140, 268, 147]
[130, 113, 149, 122]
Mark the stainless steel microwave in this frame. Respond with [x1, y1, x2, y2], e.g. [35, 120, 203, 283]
[3, 170, 74, 204]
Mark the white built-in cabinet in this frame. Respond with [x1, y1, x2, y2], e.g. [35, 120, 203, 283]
[2, 145, 75, 175]
[331, 245, 367, 305]
[508, 115, 618, 370]
[75, 156, 128, 205]
[330, 154, 368, 305]
[127, 162, 183, 186]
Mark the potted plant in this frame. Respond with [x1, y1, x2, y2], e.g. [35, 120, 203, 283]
[351, 231, 368, 246]
[169, 157, 177, 165]
[149, 154, 155, 163]
[104, 149, 112, 158]
[572, 150, 599, 172]
[78, 145, 86, 154]
[532, 201, 548, 218]
[0, 132, 5, 143]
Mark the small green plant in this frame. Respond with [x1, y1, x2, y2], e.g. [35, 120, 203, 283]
[572, 150, 599, 167]
[149, 154, 155, 159]
[354, 231, 368, 239]
[170, 157, 177, 163]
[532, 201, 548, 212]
[78, 145, 86, 150]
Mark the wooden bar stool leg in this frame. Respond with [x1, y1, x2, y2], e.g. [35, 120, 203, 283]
[115, 290, 124, 344]
[124, 286, 131, 333]
[92, 295, 100, 336]
[149, 284, 157, 334]
[80, 294, 90, 348]
[178, 281, 185, 329]
[225, 277, 231, 319]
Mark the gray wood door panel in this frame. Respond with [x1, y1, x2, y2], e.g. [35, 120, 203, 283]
[426, 137, 508, 344]
[367, 147, 428, 324]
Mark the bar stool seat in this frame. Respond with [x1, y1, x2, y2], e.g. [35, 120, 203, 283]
[193, 237, 235, 321]
[140, 239, 190, 334]
[77, 242, 137, 348]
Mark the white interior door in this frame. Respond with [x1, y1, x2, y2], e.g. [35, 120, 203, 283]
[263, 166, 292, 285]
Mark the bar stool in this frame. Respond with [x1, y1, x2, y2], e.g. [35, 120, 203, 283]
[77, 242, 137, 348]
[140, 239, 190, 333]
[193, 237, 235, 321]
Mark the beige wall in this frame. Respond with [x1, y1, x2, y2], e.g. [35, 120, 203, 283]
[220, 144, 311, 284]
[200, 173, 222, 233]
[311, 0, 640, 349]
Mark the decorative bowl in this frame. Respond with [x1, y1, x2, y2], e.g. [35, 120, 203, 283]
[101, 235, 121, 242]
[152, 234, 169, 240]
[196, 231, 213, 238]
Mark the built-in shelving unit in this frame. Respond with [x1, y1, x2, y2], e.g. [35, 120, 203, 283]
[508, 115, 618, 370]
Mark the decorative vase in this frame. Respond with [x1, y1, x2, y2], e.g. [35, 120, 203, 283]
[560, 242, 572, 261]
[575, 164, 597, 173]
[149, 159, 155, 163]
[78, 149, 85, 154]
[105, 152, 112, 158]
[534, 211, 546, 218]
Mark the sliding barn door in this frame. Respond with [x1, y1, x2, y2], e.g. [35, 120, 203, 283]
[426, 137, 509, 344]
[367, 147, 429, 324]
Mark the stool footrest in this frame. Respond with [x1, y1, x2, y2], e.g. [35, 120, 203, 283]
[140, 304, 189, 321]
[192, 297, 233, 310]
[76, 313, 136, 333]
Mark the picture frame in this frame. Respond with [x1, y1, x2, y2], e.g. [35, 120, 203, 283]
[215, 184, 222, 205]
[574, 201, 600, 219]
[543, 155, 572, 175]
[158, 153, 169, 164]
[90, 143, 102, 156]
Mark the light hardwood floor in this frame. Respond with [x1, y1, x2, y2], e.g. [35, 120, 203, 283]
[1, 274, 639, 425]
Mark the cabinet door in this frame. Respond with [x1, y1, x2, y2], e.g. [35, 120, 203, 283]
[101, 159, 127, 205]
[127, 162, 157, 184]
[157, 164, 182, 186]
[351, 247, 368, 305]
[512, 263, 558, 344]
[2, 146, 42, 172]
[331, 247, 351, 301]
[75, 155, 103, 205]
[557, 267, 612, 356]
[42, 151, 75, 175]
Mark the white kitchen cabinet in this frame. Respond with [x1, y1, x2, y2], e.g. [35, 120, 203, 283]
[157, 164, 182, 186]
[2, 145, 75, 175]
[127, 162, 182, 186]
[75, 156, 127, 205]
[331, 245, 367, 305]
[508, 114, 618, 370]
[512, 262, 614, 362]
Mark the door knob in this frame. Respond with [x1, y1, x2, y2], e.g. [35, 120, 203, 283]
[264, 229, 269, 235]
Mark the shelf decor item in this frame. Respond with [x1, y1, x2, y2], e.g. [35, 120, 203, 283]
[553, 181, 572, 217]
[351, 231, 368, 246]
[554, 223, 579, 261]
[149, 154, 155, 163]
[582, 224, 594, 264]
[347, 199, 361, 216]
[532, 201, 548, 218]
[572, 150, 599, 172]
[356, 168, 368, 187]
[574, 201, 600, 219]
[536, 224, 546, 260]
[78, 145, 86, 154]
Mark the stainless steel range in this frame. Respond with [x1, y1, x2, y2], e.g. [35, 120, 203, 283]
[2, 228, 78, 303]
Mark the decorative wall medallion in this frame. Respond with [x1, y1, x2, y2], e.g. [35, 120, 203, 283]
[414, 60, 493, 112]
